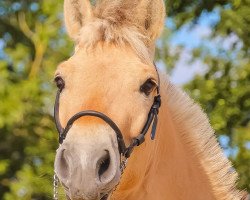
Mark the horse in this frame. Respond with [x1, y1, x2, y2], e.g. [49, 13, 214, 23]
[53, 0, 245, 199]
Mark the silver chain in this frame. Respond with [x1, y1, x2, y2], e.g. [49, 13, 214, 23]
[110, 156, 128, 196]
[53, 173, 59, 200]
[120, 157, 128, 174]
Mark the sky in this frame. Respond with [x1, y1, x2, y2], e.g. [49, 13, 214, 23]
[167, 9, 220, 85]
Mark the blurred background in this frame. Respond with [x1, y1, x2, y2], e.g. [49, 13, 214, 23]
[0, 0, 249, 199]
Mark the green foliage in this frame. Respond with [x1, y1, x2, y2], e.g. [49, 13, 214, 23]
[0, 0, 249, 199]
[0, 0, 72, 199]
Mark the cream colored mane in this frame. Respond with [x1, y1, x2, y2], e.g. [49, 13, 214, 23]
[164, 76, 244, 199]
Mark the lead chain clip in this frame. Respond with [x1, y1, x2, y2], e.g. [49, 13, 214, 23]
[53, 173, 59, 200]
[120, 155, 128, 174]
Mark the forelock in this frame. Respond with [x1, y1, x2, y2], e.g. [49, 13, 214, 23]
[76, 1, 152, 63]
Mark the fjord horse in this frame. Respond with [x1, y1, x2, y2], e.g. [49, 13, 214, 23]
[54, 0, 245, 199]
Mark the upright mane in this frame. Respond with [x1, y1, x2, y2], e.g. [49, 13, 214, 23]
[66, 0, 165, 62]
[164, 76, 244, 199]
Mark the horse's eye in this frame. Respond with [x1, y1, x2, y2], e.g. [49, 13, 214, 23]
[140, 79, 157, 96]
[54, 76, 65, 91]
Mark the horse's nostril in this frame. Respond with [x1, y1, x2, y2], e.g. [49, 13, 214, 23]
[56, 149, 70, 180]
[100, 193, 109, 200]
[97, 150, 110, 181]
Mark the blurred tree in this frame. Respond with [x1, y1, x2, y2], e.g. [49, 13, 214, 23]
[0, 0, 72, 199]
[0, 0, 249, 199]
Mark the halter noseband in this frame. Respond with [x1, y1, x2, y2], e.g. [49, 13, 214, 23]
[54, 66, 161, 160]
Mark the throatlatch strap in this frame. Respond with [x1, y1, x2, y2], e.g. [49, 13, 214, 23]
[123, 94, 161, 158]
[151, 111, 158, 140]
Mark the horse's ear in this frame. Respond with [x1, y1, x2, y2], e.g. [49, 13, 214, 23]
[134, 0, 165, 42]
[64, 0, 93, 41]
[95, 0, 165, 42]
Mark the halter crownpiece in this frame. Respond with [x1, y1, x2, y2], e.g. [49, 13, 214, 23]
[53, 65, 161, 160]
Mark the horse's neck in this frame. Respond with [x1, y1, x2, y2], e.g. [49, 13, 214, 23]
[115, 94, 215, 200]
[141, 101, 216, 199]
[112, 76, 243, 200]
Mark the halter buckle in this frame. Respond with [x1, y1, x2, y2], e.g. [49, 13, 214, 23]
[153, 95, 161, 110]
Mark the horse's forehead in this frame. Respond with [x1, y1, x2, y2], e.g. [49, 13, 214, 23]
[73, 46, 143, 70]
[58, 46, 154, 84]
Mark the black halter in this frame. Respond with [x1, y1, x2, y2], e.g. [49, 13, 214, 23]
[54, 66, 161, 159]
